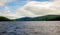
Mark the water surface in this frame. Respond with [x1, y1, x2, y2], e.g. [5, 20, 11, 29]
[0, 21, 60, 35]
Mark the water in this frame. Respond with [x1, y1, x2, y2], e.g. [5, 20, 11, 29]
[0, 21, 60, 35]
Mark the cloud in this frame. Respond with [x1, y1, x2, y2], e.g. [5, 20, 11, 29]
[0, 0, 7, 5]
[0, 0, 11, 6]
[17, 0, 60, 16]
[0, 0, 40, 19]
[0, 0, 60, 19]
[23, 1, 53, 15]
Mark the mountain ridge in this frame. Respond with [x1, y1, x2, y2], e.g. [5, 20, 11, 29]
[0, 15, 60, 21]
[16, 15, 60, 21]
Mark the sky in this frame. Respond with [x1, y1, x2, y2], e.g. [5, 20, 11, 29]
[0, 0, 60, 19]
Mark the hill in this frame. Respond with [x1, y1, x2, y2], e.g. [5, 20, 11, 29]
[16, 15, 60, 21]
[0, 16, 13, 21]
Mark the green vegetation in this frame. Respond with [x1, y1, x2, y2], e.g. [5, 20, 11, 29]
[0, 16, 13, 21]
[0, 15, 60, 21]
[16, 15, 60, 21]
[31, 15, 60, 21]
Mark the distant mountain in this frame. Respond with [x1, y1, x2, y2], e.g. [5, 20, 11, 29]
[16, 17, 32, 21]
[0, 16, 13, 21]
[16, 15, 60, 21]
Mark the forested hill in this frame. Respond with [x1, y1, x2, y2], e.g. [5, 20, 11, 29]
[0, 15, 60, 21]
[0, 16, 13, 21]
[16, 15, 60, 21]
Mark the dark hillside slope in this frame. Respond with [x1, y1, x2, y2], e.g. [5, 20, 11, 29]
[0, 16, 12, 21]
[16, 15, 60, 21]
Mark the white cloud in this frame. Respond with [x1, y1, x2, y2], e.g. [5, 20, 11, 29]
[0, 0, 10, 6]
[0, 0, 16, 5]
[23, 1, 53, 15]
[0, 0, 60, 19]
[18, 0, 60, 16]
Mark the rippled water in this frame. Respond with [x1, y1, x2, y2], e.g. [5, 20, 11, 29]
[0, 21, 60, 35]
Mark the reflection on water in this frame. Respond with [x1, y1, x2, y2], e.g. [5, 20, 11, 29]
[0, 21, 60, 35]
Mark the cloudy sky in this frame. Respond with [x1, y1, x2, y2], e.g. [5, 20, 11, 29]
[0, 0, 60, 19]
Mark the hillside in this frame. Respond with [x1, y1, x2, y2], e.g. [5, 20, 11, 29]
[16, 15, 60, 21]
[0, 16, 13, 21]
[0, 15, 60, 21]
